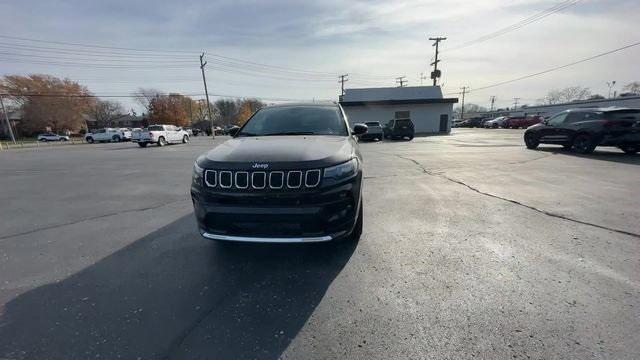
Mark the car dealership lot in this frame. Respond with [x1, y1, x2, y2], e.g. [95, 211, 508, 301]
[1, 130, 639, 359]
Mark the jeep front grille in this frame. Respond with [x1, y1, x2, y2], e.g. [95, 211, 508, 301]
[204, 169, 321, 190]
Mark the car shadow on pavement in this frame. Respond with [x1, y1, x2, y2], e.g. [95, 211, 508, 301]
[535, 147, 640, 165]
[0, 214, 357, 360]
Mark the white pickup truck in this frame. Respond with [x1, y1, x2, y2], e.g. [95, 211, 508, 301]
[85, 128, 130, 143]
[131, 125, 190, 147]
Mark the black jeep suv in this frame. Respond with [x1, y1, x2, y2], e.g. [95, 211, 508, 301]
[383, 118, 415, 140]
[191, 103, 367, 243]
[524, 108, 640, 154]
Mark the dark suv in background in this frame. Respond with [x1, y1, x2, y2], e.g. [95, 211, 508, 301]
[524, 108, 640, 154]
[191, 103, 366, 244]
[383, 119, 415, 140]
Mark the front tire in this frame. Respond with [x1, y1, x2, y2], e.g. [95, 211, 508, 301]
[524, 132, 539, 149]
[572, 134, 596, 154]
[157, 136, 166, 147]
[112, 135, 121, 142]
[138, 142, 148, 148]
[182, 135, 189, 143]
[86, 137, 94, 144]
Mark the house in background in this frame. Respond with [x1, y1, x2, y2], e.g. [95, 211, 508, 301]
[339, 86, 458, 135]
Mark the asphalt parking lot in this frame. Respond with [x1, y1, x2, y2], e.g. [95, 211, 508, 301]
[1, 129, 639, 359]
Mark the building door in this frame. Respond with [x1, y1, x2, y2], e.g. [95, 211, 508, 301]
[439, 114, 448, 133]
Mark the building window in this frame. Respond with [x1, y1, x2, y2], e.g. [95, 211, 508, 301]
[395, 111, 410, 119]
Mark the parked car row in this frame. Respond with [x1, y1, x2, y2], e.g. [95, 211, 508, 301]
[454, 115, 544, 129]
[357, 119, 415, 141]
[524, 108, 640, 155]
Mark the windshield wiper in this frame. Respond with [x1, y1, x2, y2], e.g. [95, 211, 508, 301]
[236, 132, 257, 137]
[262, 131, 316, 136]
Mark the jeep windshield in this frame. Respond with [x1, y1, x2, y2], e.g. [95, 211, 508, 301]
[237, 105, 349, 137]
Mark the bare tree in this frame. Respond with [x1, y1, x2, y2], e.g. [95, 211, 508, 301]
[92, 100, 126, 128]
[132, 88, 164, 113]
[621, 81, 640, 95]
[454, 103, 487, 117]
[213, 99, 240, 126]
[545, 86, 591, 104]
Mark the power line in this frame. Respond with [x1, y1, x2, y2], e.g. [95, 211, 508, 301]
[446, 0, 581, 52]
[461, 40, 640, 94]
[0, 35, 199, 54]
[395, 76, 407, 87]
[0, 35, 395, 80]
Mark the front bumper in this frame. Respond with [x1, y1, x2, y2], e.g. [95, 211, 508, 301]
[191, 173, 362, 243]
[200, 232, 333, 243]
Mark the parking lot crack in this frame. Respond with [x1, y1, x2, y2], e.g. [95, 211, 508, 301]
[394, 154, 441, 175]
[0, 198, 189, 241]
[395, 154, 640, 239]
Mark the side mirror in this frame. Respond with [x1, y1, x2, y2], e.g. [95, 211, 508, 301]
[352, 123, 368, 135]
[228, 126, 240, 137]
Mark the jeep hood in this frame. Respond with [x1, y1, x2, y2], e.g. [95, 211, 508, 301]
[198, 136, 355, 170]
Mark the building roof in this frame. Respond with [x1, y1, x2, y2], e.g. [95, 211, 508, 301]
[340, 86, 458, 106]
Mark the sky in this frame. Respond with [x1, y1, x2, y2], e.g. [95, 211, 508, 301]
[0, 0, 639, 112]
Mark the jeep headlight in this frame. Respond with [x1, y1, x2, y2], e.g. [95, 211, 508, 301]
[192, 162, 204, 185]
[323, 158, 359, 186]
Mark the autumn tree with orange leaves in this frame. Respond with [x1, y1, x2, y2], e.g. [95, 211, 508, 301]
[234, 98, 265, 126]
[1, 74, 94, 135]
[147, 93, 191, 127]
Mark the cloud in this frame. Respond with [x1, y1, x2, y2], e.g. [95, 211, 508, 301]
[0, 0, 638, 110]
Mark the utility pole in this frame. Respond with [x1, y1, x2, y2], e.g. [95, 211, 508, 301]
[429, 36, 447, 86]
[606, 80, 616, 98]
[418, 72, 427, 86]
[396, 76, 407, 87]
[489, 96, 496, 112]
[199, 53, 214, 138]
[0, 95, 16, 144]
[460, 86, 468, 120]
[338, 74, 349, 96]
[513, 97, 520, 110]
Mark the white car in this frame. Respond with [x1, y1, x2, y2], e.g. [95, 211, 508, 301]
[131, 125, 190, 147]
[119, 128, 133, 141]
[37, 133, 70, 142]
[85, 128, 128, 143]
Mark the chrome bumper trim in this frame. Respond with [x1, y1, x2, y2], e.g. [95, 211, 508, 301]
[200, 231, 333, 243]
